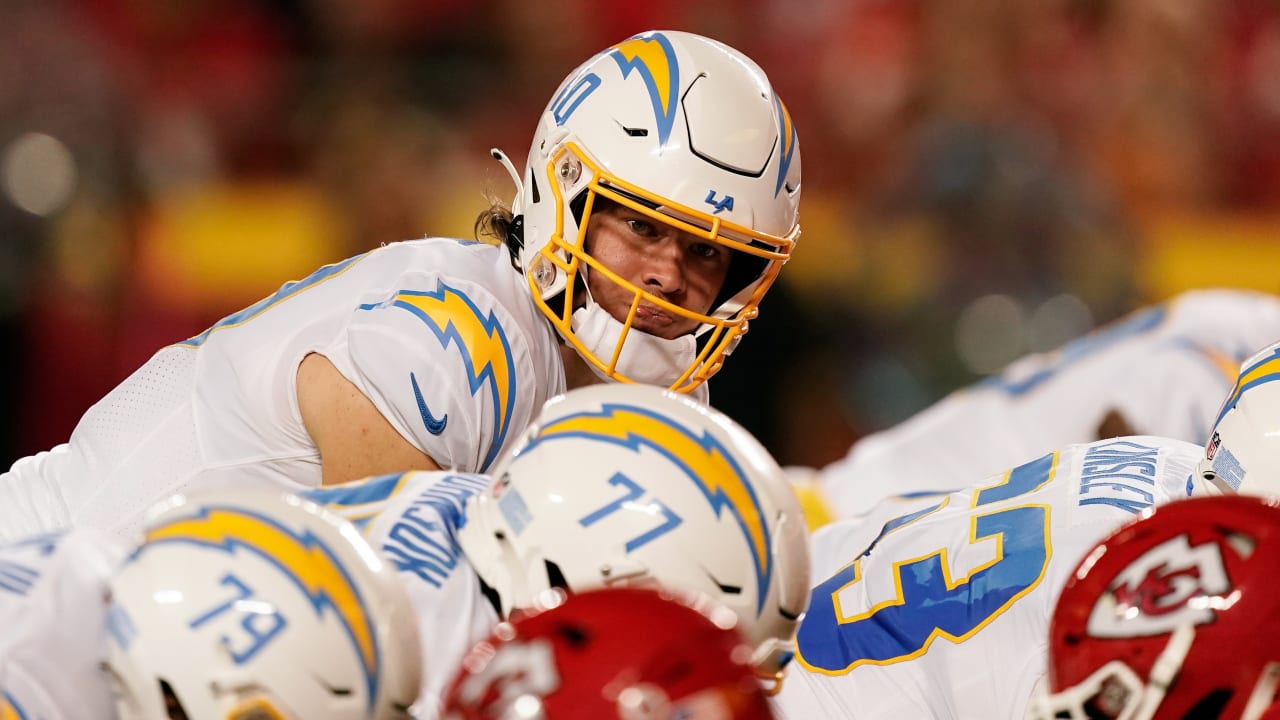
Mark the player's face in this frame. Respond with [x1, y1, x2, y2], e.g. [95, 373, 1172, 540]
[583, 201, 731, 340]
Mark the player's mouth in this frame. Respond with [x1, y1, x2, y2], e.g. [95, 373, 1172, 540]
[633, 304, 679, 336]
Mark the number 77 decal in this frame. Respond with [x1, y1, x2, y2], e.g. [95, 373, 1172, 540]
[579, 472, 683, 552]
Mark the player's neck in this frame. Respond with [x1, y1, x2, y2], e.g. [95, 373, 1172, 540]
[560, 344, 606, 391]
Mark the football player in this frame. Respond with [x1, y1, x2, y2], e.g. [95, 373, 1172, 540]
[0, 383, 810, 719]
[0, 29, 802, 543]
[807, 289, 1280, 522]
[771, 339, 1280, 718]
[301, 382, 810, 717]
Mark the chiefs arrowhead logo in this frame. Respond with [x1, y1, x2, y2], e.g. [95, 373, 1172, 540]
[1087, 534, 1232, 638]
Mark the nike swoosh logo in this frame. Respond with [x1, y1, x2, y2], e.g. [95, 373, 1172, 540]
[410, 372, 448, 435]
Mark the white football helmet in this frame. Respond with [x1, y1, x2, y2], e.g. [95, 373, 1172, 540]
[102, 488, 423, 720]
[498, 29, 801, 394]
[456, 383, 810, 686]
[1197, 341, 1280, 498]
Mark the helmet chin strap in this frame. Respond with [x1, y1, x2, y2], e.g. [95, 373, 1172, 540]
[568, 282, 709, 401]
[492, 531, 540, 615]
[571, 300, 698, 386]
[1130, 623, 1196, 720]
[1242, 662, 1280, 720]
[460, 494, 540, 619]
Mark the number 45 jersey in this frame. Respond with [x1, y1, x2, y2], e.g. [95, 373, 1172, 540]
[773, 435, 1205, 719]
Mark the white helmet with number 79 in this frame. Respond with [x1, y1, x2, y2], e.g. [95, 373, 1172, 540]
[102, 488, 423, 720]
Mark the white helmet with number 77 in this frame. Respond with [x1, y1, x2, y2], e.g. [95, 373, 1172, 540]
[456, 383, 811, 686]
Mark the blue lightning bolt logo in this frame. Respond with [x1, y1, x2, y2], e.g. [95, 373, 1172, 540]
[386, 283, 517, 471]
[610, 32, 681, 147]
[142, 505, 382, 713]
[524, 402, 773, 615]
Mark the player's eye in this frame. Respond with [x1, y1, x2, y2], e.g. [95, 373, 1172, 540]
[625, 218, 658, 237]
[689, 242, 721, 259]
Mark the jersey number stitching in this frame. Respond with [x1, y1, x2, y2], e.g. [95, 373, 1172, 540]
[797, 452, 1057, 674]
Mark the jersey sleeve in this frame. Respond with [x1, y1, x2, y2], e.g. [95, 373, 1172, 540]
[326, 276, 537, 474]
[1106, 342, 1235, 444]
[344, 472, 499, 717]
[0, 448, 75, 542]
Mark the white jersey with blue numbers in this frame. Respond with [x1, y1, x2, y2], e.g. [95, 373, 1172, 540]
[773, 435, 1205, 720]
[302, 471, 499, 720]
[819, 289, 1280, 519]
[0, 238, 565, 543]
[0, 528, 122, 720]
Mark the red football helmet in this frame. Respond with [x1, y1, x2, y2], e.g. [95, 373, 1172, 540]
[441, 587, 774, 720]
[1029, 495, 1280, 720]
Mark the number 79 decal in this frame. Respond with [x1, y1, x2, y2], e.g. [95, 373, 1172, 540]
[797, 452, 1057, 674]
[188, 572, 288, 665]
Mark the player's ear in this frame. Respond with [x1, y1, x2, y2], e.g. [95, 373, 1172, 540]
[1096, 408, 1138, 440]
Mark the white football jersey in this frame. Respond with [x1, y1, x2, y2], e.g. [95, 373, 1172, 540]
[302, 471, 500, 720]
[774, 435, 1206, 719]
[819, 289, 1280, 518]
[0, 528, 122, 720]
[0, 238, 565, 542]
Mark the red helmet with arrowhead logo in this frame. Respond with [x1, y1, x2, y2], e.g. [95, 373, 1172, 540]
[440, 587, 774, 720]
[1028, 495, 1280, 720]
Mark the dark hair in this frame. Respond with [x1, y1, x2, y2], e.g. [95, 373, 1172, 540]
[474, 197, 523, 271]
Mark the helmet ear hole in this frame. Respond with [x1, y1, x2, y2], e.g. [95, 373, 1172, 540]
[1184, 689, 1233, 718]
[710, 250, 769, 314]
[159, 679, 192, 720]
[554, 621, 592, 649]
[545, 560, 570, 591]
[568, 190, 590, 227]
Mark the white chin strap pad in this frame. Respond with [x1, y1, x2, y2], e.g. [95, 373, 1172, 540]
[571, 300, 709, 402]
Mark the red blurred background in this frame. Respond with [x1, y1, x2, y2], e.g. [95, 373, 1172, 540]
[4, 0, 1280, 470]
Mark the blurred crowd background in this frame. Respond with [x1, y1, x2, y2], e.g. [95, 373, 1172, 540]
[4, 0, 1280, 471]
